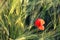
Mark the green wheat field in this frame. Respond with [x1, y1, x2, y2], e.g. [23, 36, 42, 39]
[0, 0, 60, 40]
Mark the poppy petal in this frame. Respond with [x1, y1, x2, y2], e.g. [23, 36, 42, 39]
[38, 26, 45, 30]
[35, 19, 41, 27]
[40, 19, 45, 25]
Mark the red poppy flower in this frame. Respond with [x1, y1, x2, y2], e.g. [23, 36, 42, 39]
[34, 18, 45, 30]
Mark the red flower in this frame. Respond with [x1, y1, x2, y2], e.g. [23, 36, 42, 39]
[34, 18, 45, 30]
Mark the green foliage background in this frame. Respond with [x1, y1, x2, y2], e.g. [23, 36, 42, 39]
[0, 0, 60, 40]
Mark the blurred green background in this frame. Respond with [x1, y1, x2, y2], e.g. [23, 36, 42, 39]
[0, 0, 60, 40]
